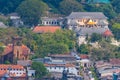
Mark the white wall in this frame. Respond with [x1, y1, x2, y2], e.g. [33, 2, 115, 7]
[46, 66, 78, 75]
[8, 69, 26, 77]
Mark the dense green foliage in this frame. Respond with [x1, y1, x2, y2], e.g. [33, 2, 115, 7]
[77, 44, 89, 54]
[16, 0, 48, 26]
[31, 62, 48, 78]
[90, 41, 120, 60]
[84, 4, 116, 19]
[0, 0, 24, 14]
[0, 27, 76, 57]
[90, 33, 102, 42]
[59, 0, 83, 15]
[0, 0, 120, 61]
[111, 23, 120, 40]
[0, 0, 119, 19]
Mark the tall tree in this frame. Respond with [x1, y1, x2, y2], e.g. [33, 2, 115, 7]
[112, 0, 120, 13]
[59, 0, 84, 15]
[16, 0, 48, 26]
[84, 4, 116, 19]
[77, 44, 89, 54]
[112, 23, 120, 40]
[0, 0, 24, 14]
[31, 62, 48, 79]
[90, 33, 102, 42]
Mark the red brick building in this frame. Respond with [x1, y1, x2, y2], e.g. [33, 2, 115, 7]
[1, 37, 31, 63]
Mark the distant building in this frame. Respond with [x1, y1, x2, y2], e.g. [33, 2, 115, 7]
[66, 12, 111, 45]
[32, 26, 61, 33]
[41, 17, 64, 27]
[44, 60, 78, 76]
[0, 64, 26, 80]
[95, 60, 120, 79]
[109, 58, 120, 67]
[103, 29, 113, 37]
[48, 54, 76, 63]
[8, 13, 24, 27]
[76, 54, 93, 70]
[1, 37, 31, 63]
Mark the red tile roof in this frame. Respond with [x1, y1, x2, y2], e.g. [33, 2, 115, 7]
[0, 70, 7, 76]
[80, 54, 89, 59]
[33, 26, 61, 33]
[3, 44, 30, 56]
[0, 64, 26, 77]
[109, 58, 120, 66]
[3, 44, 13, 55]
[0, 64, 25, 70]
[103, 30, 113, 37]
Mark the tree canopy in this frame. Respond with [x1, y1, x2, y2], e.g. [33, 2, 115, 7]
[0, 0, 24, 14]
[59, 0, 84, 15]
[77, 44, 89, 54]
[16, 0, 48, 26]
[31, 62, 48, 79]
[111, 23, 120, 40]
[90, 33, 102, 42]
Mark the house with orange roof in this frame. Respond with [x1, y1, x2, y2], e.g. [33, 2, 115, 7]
[32, 26, 61, 33]
[0, 64, 26, 80]
[1, 37, 31, 63]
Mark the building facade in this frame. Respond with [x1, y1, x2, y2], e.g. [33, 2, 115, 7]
[41, 17, 64, 27]
[0, 64, 26, 80]
[66, 12, 111, 45]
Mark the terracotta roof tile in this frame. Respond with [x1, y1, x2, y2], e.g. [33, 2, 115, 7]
[0, 64, 25, 70]
[80, 54, 89, 59]
[103, 29, 113, 37]
[3, 44, 30, 56]
[109, 58, 120, 66]
[3, 44, 13, 55]
[33, 26, 61, 33]
[0, 70, 7, 76]
[0, 64, 26, 77]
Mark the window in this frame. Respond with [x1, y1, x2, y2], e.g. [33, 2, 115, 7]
[46, 22, 48, 24]
[52, 22, 54, 24]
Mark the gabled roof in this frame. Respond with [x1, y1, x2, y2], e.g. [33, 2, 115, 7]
[3, 44, 30, 56]
[67, 12, 107, 19]
[33, 26, 61, 33]
[0, 64, 25, 70]
[109, 58, 120, 66]
[103, 29, 113, 37]
[0, 64, 26, 77]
